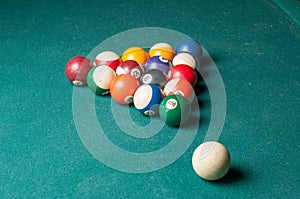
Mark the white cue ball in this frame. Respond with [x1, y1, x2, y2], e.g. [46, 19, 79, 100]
[192, 141, 231, 181]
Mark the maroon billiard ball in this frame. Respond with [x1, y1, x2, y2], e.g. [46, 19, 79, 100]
[168, 64, 197, 86]
[116, 60, 144, 79]
[65, 56, 93, 86]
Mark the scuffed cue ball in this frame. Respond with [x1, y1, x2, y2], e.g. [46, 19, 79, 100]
[192, 141, 231, 181]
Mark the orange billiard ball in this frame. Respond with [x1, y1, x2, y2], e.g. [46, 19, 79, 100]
[110, 74, 140, 105]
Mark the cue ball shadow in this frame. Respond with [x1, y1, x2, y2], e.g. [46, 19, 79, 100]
[214, 167, 245, 184]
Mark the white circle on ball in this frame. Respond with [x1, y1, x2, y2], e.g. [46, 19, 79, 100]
[159, 56, 169, 63]
[142, 74, 152, 84]
[73, 80, 83, 86]
[166, 99, 177, 109]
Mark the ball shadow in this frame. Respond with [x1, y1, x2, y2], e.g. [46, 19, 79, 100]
[214, 167, 245, 184]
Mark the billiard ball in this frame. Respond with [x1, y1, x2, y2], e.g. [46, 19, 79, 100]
[144, 56, 172, 75]
[110, 74, 140, 105]
[192, 141, 231, 181]
[159, 94, 191, 126]
[116, 60, 144, 79]
[168, 64, 197, 86]
[175, 39, 203, 69]
[94, 51, 121, 71]
[65, 56, 93, 86]
[87, 65, 116, 95]
[121, 47, 149, 65]
[164, 78, 195, 103]
[149, 42, 174, 61]
[140, 69, 168, 89]
[172, 52, 196, 69]
[133, 84, 163, 116]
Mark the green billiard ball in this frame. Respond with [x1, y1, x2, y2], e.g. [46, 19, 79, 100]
[159, 94, 191, 126]
[87, 65, 116, 95]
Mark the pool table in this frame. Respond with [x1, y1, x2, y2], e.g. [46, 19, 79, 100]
[0, 0, 299, 198]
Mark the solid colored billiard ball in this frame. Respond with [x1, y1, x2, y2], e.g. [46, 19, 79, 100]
[159, 94, 191, 126]
[192, 141, 231, 181]
[110, 74, 140, 105]
[65, 56, 93, 86]
[121, 47, 149, 65]
[140, 69, 169, 89]
[144, 56, 172, 75]
[94, 51, 121, 71]
[175, 39, 203, 69]
[149, 42, 174, 61]
[116, 60, 144, 79]
[133, 84, 163, 116]
[168, 64, 197, 86]
[87, 65, 116, 95]
[172, 52, 196, 69]
[164, 78, 195, 103]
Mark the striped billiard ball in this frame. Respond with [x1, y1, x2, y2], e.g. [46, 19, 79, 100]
[149, 42, 174, 61]
[133, 84, 163, 116]
[172, 52, 196, 69]
[87, 65, 116, 95]
[164, 78, 195, 103]
[94, 51, 121, 71]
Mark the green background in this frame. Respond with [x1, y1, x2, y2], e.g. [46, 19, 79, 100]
[1, 0, 299, 198]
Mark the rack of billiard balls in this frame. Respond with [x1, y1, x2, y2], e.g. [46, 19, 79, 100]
[65, 39, 231, 181]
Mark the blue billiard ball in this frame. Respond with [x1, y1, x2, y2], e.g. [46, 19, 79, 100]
[133, 84, 163, 116]
[144, 56, 172, 75]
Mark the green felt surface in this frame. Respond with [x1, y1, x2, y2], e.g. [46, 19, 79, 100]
[0, 0, 299, 198]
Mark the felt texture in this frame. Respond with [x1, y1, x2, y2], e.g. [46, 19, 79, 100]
[0, 0, 299, 198]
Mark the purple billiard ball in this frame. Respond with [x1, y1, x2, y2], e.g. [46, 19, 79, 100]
[144, 56, 172, 75]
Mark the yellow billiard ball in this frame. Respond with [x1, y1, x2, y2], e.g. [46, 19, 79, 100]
[121, 47, 149, 65]
[192, 141, 231, 181]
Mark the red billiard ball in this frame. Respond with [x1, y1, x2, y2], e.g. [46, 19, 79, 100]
[94, 51, 121, 71]
[168, 64, 197, 86]
[65, 56, 93, 86]
[164, 78, 195, 103]
[110, 74, 140, 105]
[116, 60, 144, 79]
